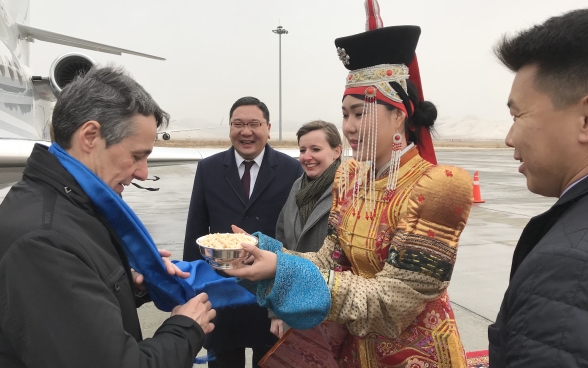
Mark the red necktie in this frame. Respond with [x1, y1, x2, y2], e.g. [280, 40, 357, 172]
[241, 161, 254, 199]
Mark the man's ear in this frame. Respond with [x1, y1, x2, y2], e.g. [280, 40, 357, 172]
[75, 121, 102, 153]
[579, 95, 588, 144]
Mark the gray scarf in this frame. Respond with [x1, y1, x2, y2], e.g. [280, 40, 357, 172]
[295, 159, 341, 228]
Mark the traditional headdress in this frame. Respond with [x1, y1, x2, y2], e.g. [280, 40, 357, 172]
[336, 0, 437, 218]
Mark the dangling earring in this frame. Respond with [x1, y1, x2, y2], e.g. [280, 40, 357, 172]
[384, 125, 402, 201]
[339, 124, 351, 205]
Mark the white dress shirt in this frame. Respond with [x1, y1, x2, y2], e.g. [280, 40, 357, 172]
[235, 148, 265, 198]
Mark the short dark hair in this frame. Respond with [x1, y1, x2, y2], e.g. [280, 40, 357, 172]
[494, 9, 588, 108]
[296, 120, 342, 148]
[52, 65, 170, 149]
[229, 96, 270, 122]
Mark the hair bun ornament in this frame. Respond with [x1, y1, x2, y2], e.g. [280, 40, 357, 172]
[412, 100, 438, 129]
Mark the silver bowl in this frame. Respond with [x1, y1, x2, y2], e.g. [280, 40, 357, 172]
[197, 234, 258, 270]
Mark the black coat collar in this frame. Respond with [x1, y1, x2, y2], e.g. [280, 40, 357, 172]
[23, 144, 95, 215]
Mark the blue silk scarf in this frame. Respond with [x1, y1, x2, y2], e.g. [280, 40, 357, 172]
[48, 143, 255, 312]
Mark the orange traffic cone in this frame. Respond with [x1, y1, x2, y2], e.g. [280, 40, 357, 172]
[473, 171, 485, 203]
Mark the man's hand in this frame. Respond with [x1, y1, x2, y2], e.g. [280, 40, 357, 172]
[270, 317, 285, 338]
[132, 249, 190, 290]
[159, 249, 190, 278]
[172, 293, 216, 334]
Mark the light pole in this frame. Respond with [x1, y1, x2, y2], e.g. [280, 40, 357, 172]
[272, 25, 288, 144]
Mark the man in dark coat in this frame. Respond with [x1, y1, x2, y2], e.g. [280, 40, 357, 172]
[183, 96, 303, 368]
[0, 66, 215, 368]
[489, 9, 588, 367]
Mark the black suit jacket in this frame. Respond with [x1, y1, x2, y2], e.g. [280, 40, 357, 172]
[489, 177, 588, 367]
[183, 144, 303, 352]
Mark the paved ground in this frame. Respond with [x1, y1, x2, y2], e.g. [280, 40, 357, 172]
[0, 148, 556, 366]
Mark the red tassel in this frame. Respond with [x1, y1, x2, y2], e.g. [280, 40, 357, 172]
[364, 0, 383, 31]
[418, 127, 437, 165]
[407, 54, 437, 165]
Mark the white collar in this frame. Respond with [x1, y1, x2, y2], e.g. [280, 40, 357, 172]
[234, 148, 265, 167]
[561, 174, 588, 198]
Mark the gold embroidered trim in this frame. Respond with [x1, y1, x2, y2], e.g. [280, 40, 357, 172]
[346, 63, 409, 103]
[358, 338, 378, 368]
[432, 319, 467, 368]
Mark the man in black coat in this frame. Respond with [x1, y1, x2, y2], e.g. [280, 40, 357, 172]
[489, 9, 588, 367]
[0, 66, 215, 368]
[183, 96, 303, 368]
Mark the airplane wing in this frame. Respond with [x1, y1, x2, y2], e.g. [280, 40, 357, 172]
[159, 128, 217, 133]
[17, 23, 165, 60]
[160, 118, 225, 133]
[0, 139, 208, 188]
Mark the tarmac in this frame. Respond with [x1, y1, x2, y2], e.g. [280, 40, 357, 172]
[0, 147, 556, 366]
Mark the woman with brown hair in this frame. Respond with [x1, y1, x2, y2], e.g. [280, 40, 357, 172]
[270, 120, 342, 339]
[275, 120, 342, 254]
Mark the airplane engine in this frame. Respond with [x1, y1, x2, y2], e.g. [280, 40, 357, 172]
[162, 133, 171, 140]
[32, 52, 95, 102]
[49, 53, 95, 97]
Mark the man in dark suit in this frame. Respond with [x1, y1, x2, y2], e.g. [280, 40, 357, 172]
[183, 96, 303, 368]
[488, 10, 588, 367]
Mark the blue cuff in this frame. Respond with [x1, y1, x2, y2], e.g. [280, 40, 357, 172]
[253, 232, 283, 254]
[256, 251, 331, 330]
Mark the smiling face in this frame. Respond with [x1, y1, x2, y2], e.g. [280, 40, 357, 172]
[505, 64, 588, 197]
[298, 129, 342, 179]
[229, 105, 271, 160]
[341, 95, 407, 171]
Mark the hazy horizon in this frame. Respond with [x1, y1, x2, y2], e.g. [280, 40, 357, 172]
[29, 0, 587, 139]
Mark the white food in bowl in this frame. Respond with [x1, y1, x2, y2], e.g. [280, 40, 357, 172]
[198, 233, 256, 249]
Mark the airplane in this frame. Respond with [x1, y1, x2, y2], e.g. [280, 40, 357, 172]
[0, 0, 210, 188]
[156, 118, 224, 141]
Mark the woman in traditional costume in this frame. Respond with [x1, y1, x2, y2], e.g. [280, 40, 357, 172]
[226, 1, 473, 366]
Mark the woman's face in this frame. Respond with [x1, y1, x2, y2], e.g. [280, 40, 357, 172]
[298, 129, 342, 179]
[341, 95, 406, 170]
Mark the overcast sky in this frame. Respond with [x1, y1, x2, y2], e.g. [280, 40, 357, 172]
[28, 0, 587, 137]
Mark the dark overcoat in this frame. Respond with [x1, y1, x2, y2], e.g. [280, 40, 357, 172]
[489, 177, 588, 367]
[0, 144, 204, 368]
[183, 144, 303, 353]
